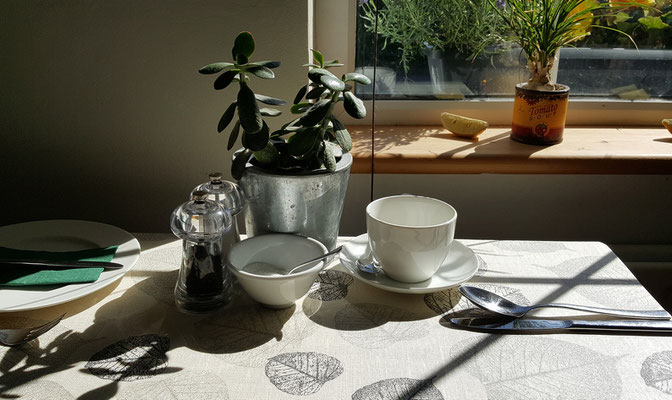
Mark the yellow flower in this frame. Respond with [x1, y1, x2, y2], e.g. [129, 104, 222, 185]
[610, 0, 655, 7]
[568, 0, 596, 37]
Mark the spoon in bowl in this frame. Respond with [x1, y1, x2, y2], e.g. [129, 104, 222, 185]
[243, 246, 343, 276]
[459, 285, 671, 320]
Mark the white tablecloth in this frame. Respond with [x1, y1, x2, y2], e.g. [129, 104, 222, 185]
[1, 235, 671, 399]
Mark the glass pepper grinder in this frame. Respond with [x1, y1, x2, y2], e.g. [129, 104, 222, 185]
[192, 172, 246, 254]
[170, 190, 234, 314]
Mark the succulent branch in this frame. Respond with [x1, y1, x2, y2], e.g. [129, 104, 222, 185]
[199, 32, 285, 179]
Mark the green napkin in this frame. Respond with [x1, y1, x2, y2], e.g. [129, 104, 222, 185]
[0, 245, 118, 287]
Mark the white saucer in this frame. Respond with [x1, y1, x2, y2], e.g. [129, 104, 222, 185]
[339, 234, 478, 294]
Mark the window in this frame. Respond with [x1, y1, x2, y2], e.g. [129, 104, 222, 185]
[314, 0, 672, 126]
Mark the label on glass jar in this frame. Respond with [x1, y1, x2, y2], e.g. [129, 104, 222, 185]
[512, 85, 569, 142]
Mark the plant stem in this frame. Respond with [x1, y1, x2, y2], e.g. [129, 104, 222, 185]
[316, 91, 339, 142]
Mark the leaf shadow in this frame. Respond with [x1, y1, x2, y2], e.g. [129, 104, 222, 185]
[180, 301, 295, 354]
[102, 269, 295, 355]
[0, 270, 187, 396]
[305, 292, 437, 332]
[76, 381, 118, 400]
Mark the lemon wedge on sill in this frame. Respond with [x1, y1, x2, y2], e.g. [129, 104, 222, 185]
[440, 112, 488, 139]
[663, 119, 672, 134]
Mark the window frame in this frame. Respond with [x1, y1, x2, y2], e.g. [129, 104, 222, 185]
[313, 0, 672, 127]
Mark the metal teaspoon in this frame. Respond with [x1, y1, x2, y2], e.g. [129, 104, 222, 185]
[459, 285, 671, 320]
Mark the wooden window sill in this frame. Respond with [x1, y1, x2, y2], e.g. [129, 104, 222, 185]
[348, 126, 672, 174]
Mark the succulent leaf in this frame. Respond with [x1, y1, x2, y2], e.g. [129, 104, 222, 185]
[293, 85, 308, 104]
[320, 75, 345, 92]
[281, 117, 302, 131]
[242, 121, 270, 151]
[288, 128, 319, 157]
[291, 102, 311, 114]
[255, 94, 286, 105]
[237, 82, 263, 133]
[308, 68, 337, 84]
[321, 141, 337, 171]
[343, 91, 366, 119]
[253, 141, 279, 166]
[248, 65, 275, 79]
[227, 120, 241, 150]
[305, 86, 328, 100]
[324, 60, 345, 68]
[248, 60, 280, 69]
[299, 99, 331, 127]
[331, 117, 352, 152]
[342, 72, 372, 85]
[260, 107, 282, 117]
[199, 62, 234, 74]
[232, 149, 252, 180]
[232, 31, 255, 60]
[218, 102, 237, 132]
[214, 70, 238, 90]
[311, 49, 324, 66]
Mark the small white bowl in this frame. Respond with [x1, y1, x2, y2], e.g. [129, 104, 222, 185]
[226, 234, 328, 309]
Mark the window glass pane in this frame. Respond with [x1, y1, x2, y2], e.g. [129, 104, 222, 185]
[355, 0, 672, 101]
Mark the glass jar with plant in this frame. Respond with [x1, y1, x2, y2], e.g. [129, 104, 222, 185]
[488, 0, 641, 144]
[198, 32, 370, 250]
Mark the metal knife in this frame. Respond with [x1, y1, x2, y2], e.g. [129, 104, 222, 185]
[0, 259, 124, 271]
[450, 317, 672, 333]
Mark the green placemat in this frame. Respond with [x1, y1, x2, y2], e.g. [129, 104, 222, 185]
[0, 245, 118, 287]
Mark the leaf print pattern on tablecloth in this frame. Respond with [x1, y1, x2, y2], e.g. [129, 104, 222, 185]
[542, 256, 662, 309]
[493, 241, 569, 253]
[308, 270, 353, 301]
[450, 336, 621, 399]
[335, 303, 429, 349]
[352, 378, 443, 400]
[116, 370, 229, 400]
[265, 352, 343, 395]
[424, 284, 530, 317]
[85, 334, 169, 381]
[641, 351, 672, 394]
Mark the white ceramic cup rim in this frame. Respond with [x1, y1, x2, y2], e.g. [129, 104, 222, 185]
[366, 195, 457, 229]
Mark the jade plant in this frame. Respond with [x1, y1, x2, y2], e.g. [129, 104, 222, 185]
[199, 31, 371, 179]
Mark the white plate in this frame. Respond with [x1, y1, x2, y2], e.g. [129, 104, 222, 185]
[339, 234, 478, 294]
[0, 220, 141, 312]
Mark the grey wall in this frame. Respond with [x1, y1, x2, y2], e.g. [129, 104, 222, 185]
[1, 1, 308, 231]
[343, 174, 672, 245]
[2, 1, 671, 246]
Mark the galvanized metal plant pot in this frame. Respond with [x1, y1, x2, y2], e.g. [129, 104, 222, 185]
[238, 153, 352, 250]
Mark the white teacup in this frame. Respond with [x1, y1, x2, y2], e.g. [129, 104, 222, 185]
[366, 195, 457, 283]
